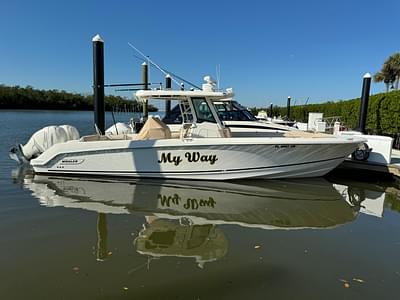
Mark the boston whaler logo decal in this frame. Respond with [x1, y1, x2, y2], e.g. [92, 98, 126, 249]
[158, 152, 218, 166]
[57, 159, 84, 169]
[59, 159, 84, 165]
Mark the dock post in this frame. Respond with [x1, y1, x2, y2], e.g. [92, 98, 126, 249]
[92, 34, 105, 134]
[96, 213, 108, 261]
[287, 96, 291, 120]
[358, 73, 371, 134]
[142, 62, 149, 120]
[270, 103, 273, 118]
[165, 74, 172, 114]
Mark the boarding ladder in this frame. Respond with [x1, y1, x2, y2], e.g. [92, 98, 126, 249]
[179, 100, 195, 139]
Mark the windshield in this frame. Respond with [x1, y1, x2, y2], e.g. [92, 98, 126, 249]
[192, 98, 216, 123]
[215, 101, 257, 121]
[163, 100, 257, 124]
[162, 103, 182, 124]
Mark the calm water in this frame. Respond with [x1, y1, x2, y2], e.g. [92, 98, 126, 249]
[1, 110, 400, 300]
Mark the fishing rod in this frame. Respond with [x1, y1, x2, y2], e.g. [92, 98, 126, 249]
[159, 67, 201, 90]
[127, 42, 202, 90]
[128, 42, 180, 86]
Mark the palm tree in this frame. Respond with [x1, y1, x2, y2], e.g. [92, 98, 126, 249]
[374, 53, 400, 92]
[388, 53, 400, 90]
[373, 70, 389, 92]
[373, 62, 394, 92]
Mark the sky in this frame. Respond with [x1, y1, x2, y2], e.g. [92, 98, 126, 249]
[0, 0, 399, 107]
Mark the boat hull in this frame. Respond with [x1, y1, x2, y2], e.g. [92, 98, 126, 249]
[30, 137, 363, 180]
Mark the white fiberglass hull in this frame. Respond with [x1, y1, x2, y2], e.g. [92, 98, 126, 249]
[30, 137, 363, 180]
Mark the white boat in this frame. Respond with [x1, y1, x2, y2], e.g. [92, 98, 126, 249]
[22, 77, 365, 180]
[256, 110, 296, 127]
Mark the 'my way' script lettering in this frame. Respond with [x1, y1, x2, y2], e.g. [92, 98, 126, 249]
[158, 152, 218, 166]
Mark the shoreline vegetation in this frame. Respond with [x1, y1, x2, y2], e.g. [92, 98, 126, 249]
[254, 90, 400, 137]
[0, 84, 158, 112]
[1, 84, 398, 141]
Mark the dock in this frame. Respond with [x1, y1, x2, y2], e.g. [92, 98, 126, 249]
[338, 149, 400, 178]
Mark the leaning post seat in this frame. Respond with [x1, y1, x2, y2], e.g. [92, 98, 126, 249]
[136, 117, 172, 140]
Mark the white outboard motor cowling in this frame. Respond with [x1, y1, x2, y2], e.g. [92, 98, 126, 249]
[10, 125, 80, 164]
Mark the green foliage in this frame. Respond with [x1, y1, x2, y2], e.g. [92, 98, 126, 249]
[374, 52, 400, 91]
[0, 85, 158, 112]
[384, 191, 400, 214]
[261, 91, 400, 135]
[249, 107, 258, 116]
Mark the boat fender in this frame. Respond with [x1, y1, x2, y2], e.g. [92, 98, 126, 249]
[351, 142, 372, 161]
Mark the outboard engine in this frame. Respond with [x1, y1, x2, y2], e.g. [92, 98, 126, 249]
[9, 125, 80, 164]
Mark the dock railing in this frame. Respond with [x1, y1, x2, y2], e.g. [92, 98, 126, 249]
[323, 116, 342, 130]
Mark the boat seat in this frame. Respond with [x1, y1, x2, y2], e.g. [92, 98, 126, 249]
[170, 131, 181, 139]
[80, 134, 106, 142]
[182, 123, 232, 139]
[80, 133, 138, 142]
[105, 133, 138, 140]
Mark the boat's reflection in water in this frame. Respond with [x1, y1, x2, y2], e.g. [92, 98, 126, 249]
[137, 217, 228, 268]
[17, 168, 384, 267]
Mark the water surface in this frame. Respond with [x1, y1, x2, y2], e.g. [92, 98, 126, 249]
[1, 110, 399, 299]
